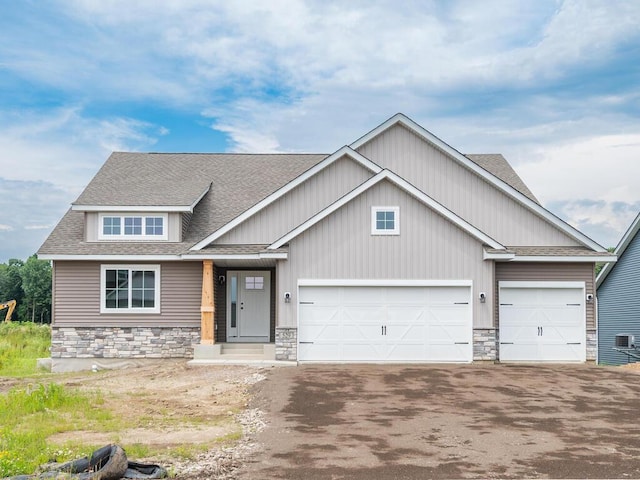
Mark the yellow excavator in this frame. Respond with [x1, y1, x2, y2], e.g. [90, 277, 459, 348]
[0, 300, 16, 322]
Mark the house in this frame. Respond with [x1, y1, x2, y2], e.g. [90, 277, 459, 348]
[596, 212, 640, 365]
[38, 114, 615, 371]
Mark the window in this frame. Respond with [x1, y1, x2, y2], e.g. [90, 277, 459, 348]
[99, 214, 167, 240]
[245, 276, 264, 290]
[101, 265, 160, 313]
[103, 217, 121, 235]
[371, 206, 400, 235]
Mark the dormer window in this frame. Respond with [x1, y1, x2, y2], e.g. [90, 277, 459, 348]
[99, 214, 167, 240]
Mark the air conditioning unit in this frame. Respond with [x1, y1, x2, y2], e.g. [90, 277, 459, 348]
[615, 334, 635, 348]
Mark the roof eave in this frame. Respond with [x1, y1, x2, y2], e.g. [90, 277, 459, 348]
[71, 205, 194, 213]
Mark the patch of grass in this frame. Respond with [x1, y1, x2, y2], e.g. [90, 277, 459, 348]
[0, 383, 109, 477]
[0, 322, 51, 377]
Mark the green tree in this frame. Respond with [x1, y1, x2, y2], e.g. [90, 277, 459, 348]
[595, 247, 616, 277]
[0, 259, 25, 321]
[19, 255, 52, 323]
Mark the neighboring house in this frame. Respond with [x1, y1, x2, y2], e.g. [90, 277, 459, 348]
[596, 212, 640, 365]
[39, 114, 615, 371]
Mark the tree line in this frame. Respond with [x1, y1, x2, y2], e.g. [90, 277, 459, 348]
[0, 255, 52, 323]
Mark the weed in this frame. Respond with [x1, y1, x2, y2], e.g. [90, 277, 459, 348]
[0, 323, 51, 377]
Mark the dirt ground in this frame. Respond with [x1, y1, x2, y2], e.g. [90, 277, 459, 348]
[4, 362, 640, 479]
[0, 361, 269, 477]
[237, 363, 640, 479]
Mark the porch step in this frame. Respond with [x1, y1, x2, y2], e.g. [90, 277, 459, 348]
[221, 343, 265, 355]
[192, 343, 275, 361]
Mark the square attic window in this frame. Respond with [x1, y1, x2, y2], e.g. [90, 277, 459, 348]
[371, 206, 400, 235]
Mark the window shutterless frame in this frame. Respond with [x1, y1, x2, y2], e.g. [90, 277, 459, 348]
[371, 206, 400, 235]
[100, 264, 161, 314]
[98, 213, 168, 240]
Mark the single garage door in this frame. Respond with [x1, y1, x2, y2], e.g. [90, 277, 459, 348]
[499, 281, 586, 362]
[298, 282, 472, 362]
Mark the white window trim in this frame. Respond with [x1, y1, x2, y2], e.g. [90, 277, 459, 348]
[100, 264, 161, 314]
[98, 213, 168, 241]
[371, 206, 400, 235]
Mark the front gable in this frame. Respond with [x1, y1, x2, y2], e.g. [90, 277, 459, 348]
[354, 115, 602, 250]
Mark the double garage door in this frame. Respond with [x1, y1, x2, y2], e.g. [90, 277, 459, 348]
[499, 282, 586, 362]
[298, 283, 472, 362]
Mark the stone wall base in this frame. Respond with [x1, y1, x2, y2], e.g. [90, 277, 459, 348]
[51, 326, 200, 360]
[474, 328, 498, 361]
[587, 329, 596, 361]
[276, 327, 297, 361]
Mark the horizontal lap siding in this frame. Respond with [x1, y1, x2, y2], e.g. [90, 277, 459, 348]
[597, 236, 640, 365]
[357, 125, 580, 247]
[495, 262, 595, 329]
[53, 261, 201, 327]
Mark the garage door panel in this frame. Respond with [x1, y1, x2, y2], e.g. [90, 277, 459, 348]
[499, 284, 585, 362]
[429, 324, 469, 342]
[427, 306, 471, 324]
[384, 324, 424, 342]
[298, 284, 472, 362]
[384, 307, 425, 323]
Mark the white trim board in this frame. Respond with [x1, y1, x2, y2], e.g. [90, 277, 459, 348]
[510, 255, 616, 263]
[73, 205, 192, 213]
[190, 147, 382, 250]
[269, 169, 505, 250]
[298, 279, 473, 287]
[39, 254, 182, 261]
[350, 113, 607, 253]
[73, 186, 211, 213]
[499, 281, 585, 289]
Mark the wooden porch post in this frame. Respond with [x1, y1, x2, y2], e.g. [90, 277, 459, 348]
[200, 260, 215, 344]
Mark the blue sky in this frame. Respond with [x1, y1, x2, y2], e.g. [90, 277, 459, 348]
[1, 0, 639, 262]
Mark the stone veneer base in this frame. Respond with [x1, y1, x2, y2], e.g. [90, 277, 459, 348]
[51, 326, 200, 361]
[473, 328, 498, 361]
[275, 327, 297, 361]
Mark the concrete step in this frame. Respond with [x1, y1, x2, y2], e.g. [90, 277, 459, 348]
[193, 343, 275, 361]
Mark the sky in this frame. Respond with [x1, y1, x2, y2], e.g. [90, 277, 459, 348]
[0, 0, 639, 262]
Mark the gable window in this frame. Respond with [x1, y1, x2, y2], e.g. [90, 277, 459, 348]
[100, 265, 160, 313]
[99, 214, 168, 240]
[371, 206, 400, 235]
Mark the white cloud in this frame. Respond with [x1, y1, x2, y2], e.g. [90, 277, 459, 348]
[0, 107, 166, 190]
[0, 225, 14, 232]
[24, 225, 52, 231]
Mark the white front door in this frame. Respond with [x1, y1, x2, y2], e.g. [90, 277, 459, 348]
[499, 282, 586, 362]
[226, 271, 271, 342]
[298, 284, 473, 362]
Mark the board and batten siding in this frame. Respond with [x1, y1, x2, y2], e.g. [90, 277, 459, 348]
[597, 233, 640, 365]
[495, 262, 595, 329]
[217, 156, 374, 244]
[52, 261, 201, 327]
[357, 124, 580, 247]
[277, 180, 494, 329]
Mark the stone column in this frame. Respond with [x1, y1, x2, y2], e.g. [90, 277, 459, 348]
[200, 260, 215, 344]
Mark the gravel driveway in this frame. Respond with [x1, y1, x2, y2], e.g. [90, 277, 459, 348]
[236, 364, 640, 479]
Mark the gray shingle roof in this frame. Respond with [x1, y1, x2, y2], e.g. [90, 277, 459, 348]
[40, 153, 326, 255]
[73, 152, 327, 208]
[40, 150, 543, 257]
[465, 154, 538, 203]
